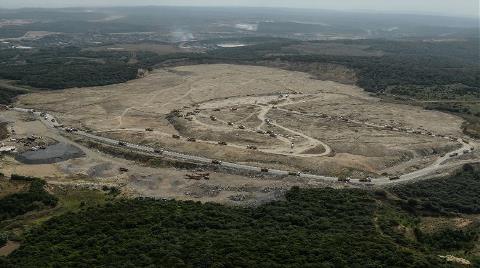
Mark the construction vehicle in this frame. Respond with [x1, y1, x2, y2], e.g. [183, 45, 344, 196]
[238, 125, 246, 130]
[172, 134, 181, 139]
[187, 137, 196, 142]
[218, 141, 227, 146]
[247, 145, 257, 150]
[119, 167, 129, 172]
[185, 172, 210, 180]
[212, 160, 222, 165]
[231, 107, 238, 111]
[145, 128, 154, 132]
[338, 177, 351, 183]
[213, 108, 221, 112]
[288, 171, 301, 176]
[227, 122, 234, 126]
[261, 168, 269, 173]
[210, 115, 217, 121]
[154, 149, 164, 154]
[118, 141, 127, 146]
[359, 177, 372, 183]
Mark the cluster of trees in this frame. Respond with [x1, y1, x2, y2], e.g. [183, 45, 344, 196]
[0, 177, 58, 221]
[4, 187, 448, 267]
[392, 165, 480, 215]
[417, 228, 478, 252]
[0, 47, 145, 90]
[0, 232, 7, 247]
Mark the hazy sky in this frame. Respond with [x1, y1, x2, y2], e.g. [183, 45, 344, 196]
[0, 0, 478, 18]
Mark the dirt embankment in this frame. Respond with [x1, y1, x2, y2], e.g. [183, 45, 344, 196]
[156, 58, 357, 85]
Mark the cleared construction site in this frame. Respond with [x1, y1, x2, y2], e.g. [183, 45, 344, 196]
[2, 64, 477, 203]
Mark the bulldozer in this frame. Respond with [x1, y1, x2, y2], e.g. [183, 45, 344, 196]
[185, 172, 210, 180]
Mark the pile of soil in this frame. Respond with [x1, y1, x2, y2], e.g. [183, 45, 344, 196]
[15, 143, 85, 164]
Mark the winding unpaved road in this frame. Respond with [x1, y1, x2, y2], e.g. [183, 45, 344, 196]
[12, 107, 480, 186]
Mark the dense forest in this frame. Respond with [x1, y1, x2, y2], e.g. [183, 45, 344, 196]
[1, 188, 448, 267]
[391, 165, 480, 215]
[0, 166, 478, 267]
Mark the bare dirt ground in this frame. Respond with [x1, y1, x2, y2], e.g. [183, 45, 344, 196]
[9, 64, 477, 202]
[1, 110, 331, 205]
[17, 64, 466, 176]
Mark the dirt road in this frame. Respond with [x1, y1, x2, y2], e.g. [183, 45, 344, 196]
[12, 107, 479, 186]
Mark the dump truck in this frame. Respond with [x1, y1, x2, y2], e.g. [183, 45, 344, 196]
[145, 128, 154, 132]
[218, 141, 227, 146]
[247, 145, 257, 150]
[238, 125, 246, 130]
[210, 116, 217, 121]
[338, 177, 351, 183]
[187, 137, 196, 142]
[389, 176, 400, 181]
[185, 173, 210, 180]
[212, 160, 222, 165]
[172, 134, 181, 139]
[154, 149, 164, 154]
[118, 141, 127, 146]
[359, 177, 372, 183]
[288, 171, 301, 176]
[261, 168, 269, 173]
[119, 167, 129, 172]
